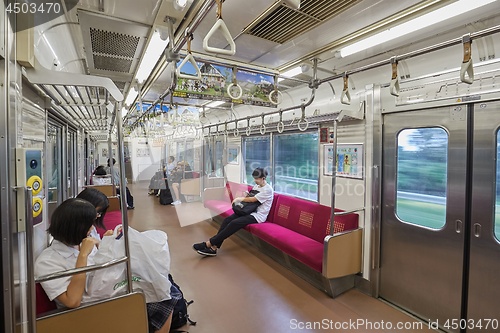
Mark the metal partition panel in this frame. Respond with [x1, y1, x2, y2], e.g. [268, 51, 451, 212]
[468, 102, 500, 323]
[380, 107, 467, 331]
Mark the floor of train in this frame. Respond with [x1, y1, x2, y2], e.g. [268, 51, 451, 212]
[126, 182, 435, 333]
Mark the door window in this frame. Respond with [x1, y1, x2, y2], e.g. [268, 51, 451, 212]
[396, 128, 448, 229]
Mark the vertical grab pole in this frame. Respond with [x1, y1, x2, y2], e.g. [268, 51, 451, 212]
[25, 187, 37, 333]
[328, 119, 339, 235]
[115, 102, 133, 293]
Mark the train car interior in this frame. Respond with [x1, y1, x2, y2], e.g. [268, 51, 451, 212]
[2, 0, 500, 332]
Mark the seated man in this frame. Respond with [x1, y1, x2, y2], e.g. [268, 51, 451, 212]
[169, 161, 192, 206]
[192, 167, 273, 256]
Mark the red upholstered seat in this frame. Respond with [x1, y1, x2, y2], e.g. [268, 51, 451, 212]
[36, 283, 57, 316]
[203, 182, 359, 273]
[96, 210, 123, 238]
[204, 199, 233, 218]
[247, 222, 324, 272]
[226, 181, 252, 199]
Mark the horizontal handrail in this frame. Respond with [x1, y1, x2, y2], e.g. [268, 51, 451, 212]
[334, 207, 365, 216]
[35, 256, 128, 283]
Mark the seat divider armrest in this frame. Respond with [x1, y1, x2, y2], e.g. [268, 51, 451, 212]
[322, 228, 363, 279]
[203, 187, 227, 203]
[180, 178, 201, 196]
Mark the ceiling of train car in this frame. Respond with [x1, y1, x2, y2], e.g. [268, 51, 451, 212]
[30, 0, 500, 133]
[127, 0, 436, 113]
[65, 0, 438, 92]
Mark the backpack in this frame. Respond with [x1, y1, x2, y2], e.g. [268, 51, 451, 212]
[169, 274, 196, 332]
[232, 190, 261, 216]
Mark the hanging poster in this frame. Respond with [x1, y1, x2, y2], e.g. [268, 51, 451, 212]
[173, 59, 277, 107]
[323, 144, 363, 179]
[227, 145, 239, 165]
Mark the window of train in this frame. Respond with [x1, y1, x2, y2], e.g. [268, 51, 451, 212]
[176, 140, 195, 168]
[243, 136, 271, 184]
[203, 138, 214, 176]
[395, 128, 448, 229]
[215, 139, 224, 177]
[495, 131, 500, 240]
[273, 132, 318, 201]
[203, 138, 224, 177]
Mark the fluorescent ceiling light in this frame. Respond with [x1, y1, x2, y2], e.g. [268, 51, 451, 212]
[121, 107, 129, 118]
[174, 0, 188, 10]
[124, 87, 138, 106]
[206, 101, 225, 108]
[278, 66, 302, 82]
[339, 0, 497, 58]
[282, 0, 300, 10]
[135, 30, 169, 83]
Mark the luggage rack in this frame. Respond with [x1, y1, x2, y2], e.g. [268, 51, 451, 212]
[23, 63, 123, 133]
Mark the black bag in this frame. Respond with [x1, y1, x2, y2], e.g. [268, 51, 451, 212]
[169, 274, 196, 331]
[159, 187, 173, 205]
[232, 189, 261, 216]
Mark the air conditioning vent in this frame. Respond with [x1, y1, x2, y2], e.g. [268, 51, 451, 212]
[246, 0, 359, 44]
[93, 54, 133, 73]
[79, 10, 149, 79]
[90, 28, 140, 59]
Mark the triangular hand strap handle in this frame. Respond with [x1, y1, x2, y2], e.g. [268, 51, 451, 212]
[460, 34, 474, 84]
[390, 77, 400, 97]
[390, 57, 400, 97]
[460, 58, 474, 84]
[203, 19, 236, 56]
[340, 73, 351, 105]
[176, 53, 202, 80]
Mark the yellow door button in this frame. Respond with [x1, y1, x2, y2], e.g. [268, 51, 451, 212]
[27, 175, 43, 195]
[32, 197, 43, 218]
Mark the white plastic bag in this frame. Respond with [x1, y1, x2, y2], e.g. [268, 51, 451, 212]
[89, 225, 172, 303]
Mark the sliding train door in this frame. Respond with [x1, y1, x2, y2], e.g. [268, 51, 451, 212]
[468, 103, 500, 325]
[380, 107, 467, 330]
[380, 102, 500, 331]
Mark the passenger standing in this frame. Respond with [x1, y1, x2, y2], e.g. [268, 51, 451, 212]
[193, 167, 273, 256]
[106, 158, 134, 209]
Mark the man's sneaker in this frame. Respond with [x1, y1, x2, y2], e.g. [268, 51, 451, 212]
[171, 200, 181, 205]
[196, 247, 217, 256]
[192, 242, 207, 251]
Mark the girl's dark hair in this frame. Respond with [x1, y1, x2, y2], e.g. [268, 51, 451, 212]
[48, 198, 96, 246]
[77, 188, 109, 229]
[252, 167, 268, 179]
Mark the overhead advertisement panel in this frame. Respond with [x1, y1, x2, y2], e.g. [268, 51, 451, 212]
[173, 59, 277, 108]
